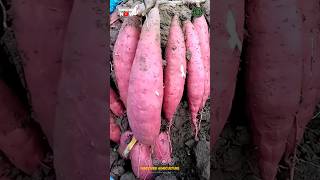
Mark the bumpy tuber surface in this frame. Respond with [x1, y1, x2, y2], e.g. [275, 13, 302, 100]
[127, 4, 163, 145]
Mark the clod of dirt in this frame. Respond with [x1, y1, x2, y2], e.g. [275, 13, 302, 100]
[194, 140, 210, 180]
[159, 4, 192, 48]
[110, 149, 119, 169]
[120, 172, 136, 180]
[123, 0, 135, 7]
[234, 126, 250, 146]
[155, 174, 177, 180]
[143, 0, 156, 14]
[110, 150, 127, 178]
[184, 138, 195, 148]
[201, 0, 210, 24]
[111, 165, 125, 178]
[222, 147, 244, 172]
[119, 115, 129, 132]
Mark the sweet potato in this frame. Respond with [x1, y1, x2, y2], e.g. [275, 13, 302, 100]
[163, 15, 186, 129]
[110, 116, 121, 143]
[127, 4, 163, 145]
[118, 131, 153, 179]
[0, 80, 44, 174]
[212, 0, 245, 145]
[284, 0, 320, 172]
[245, 0, 304, 179]
[193, 14, 210, 107]
[153, 132, 172, 164]
[118, 131, 134, 159]
[113, 16, 141, 106]
[53, 0, 106, 179]
[11, 0, 74, 146]
[129, 143, 153, 180]
[110, 87, 125, 116]
[183, 20, 205, 140]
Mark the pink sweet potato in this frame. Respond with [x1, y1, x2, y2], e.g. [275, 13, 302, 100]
[118, 131, 134, 159]
[193, 14, 210, 107]
[113, 16, 141, 106]
[0, 80, 44, 174]
[110, 117, 121, 143]
[163, 15, 186, 129]
[127, 4, 163, 145]
[284, 0, 320, 171]
[212, 0, 245, 145]
[183, 20, 205, 140]
[129, 143, 153, 180]
[245, 0, 304, 179]
[53, 0, 106, 179]
[118, 131, 153, 179]
[11, 0, 74, 146]
[110, 87, 125, 116]
[153, 132, 172, 164]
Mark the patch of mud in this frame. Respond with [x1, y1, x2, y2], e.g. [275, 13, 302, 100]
[201, 0, 210, 23]
[211, 123, 260, 180]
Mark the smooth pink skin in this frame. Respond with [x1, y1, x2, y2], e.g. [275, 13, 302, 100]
[183, 20, 205, 139]
[110, 87, 125, 116]
[193, 15, 210, 107]
[113, 16, 141, 106]
[245, 0, 304, 179]
[127, 6, 163, 145]
[11, 0, 74, 146]
[163, 15, 187, 123]
[130, 143, 153, 180]
[110, 117, 121, 143]
[0, 81, 44, 175]
[212, 0, 244, 146]
[153, 132, 172, 164]
[285, 0, 320, 156]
